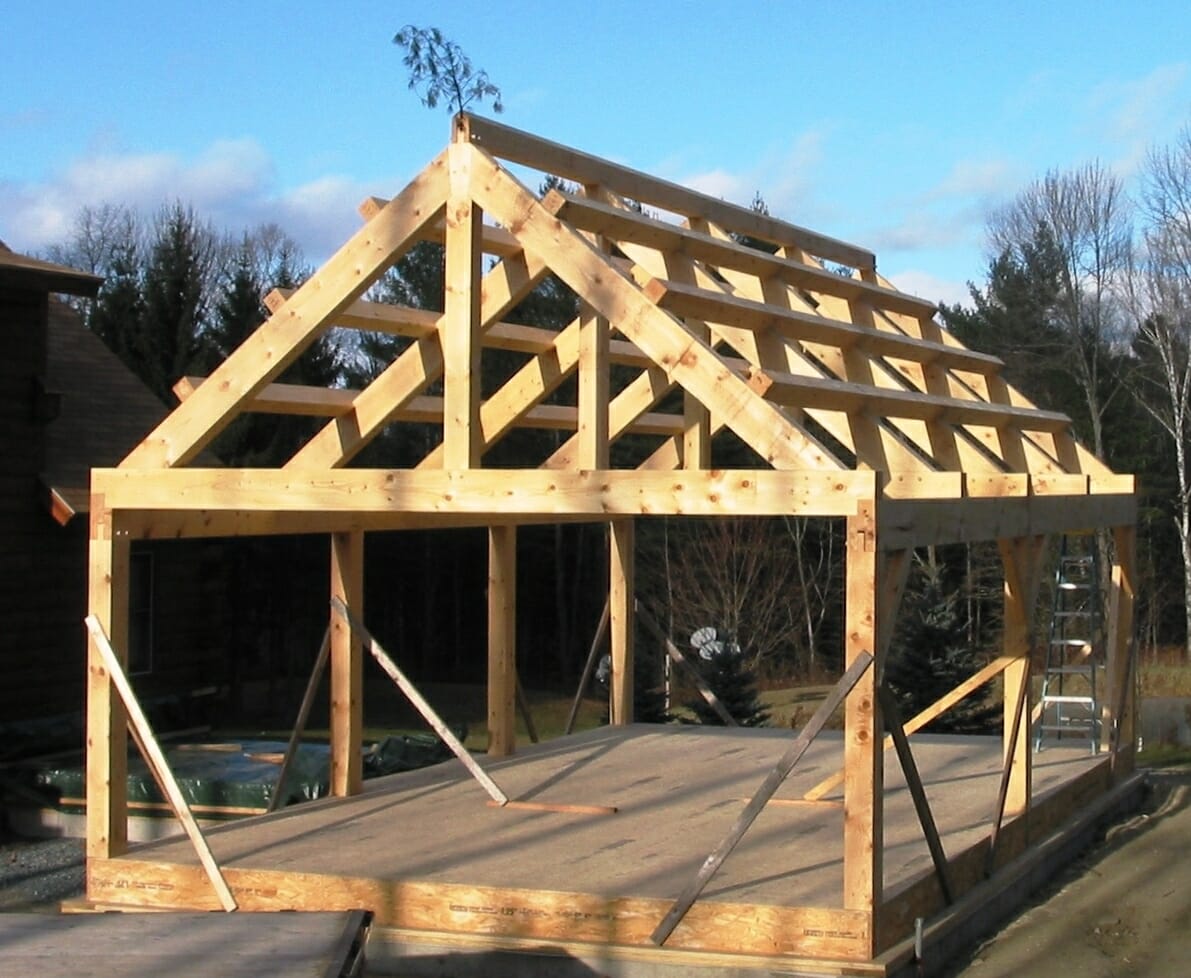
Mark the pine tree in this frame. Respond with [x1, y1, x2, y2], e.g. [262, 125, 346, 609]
[685, 631, 770, 727]
[139, 203, 220, 403]
[89, 238, 148, 391]
[884, 551, 998, 734]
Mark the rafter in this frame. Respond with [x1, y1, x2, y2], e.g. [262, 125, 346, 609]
[121, 150, 450, 469]
[465, 143, 845, 472]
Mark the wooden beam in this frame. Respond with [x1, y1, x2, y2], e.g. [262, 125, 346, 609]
[550, 191, 930, 315]
[179, 375, 681, 438]
[83, 615, 237, 911]
[465, 143, 845, 471]
[880, 492, 1137, 550]
[287, 247, 551, 469]
[443, 142, 484, 469]
[877, 685, 953, 904]
[642, 276, 997, 375]
[120, 151, 449, 468]
[331, 597, 509, 806]
[803, 653, 1017, 802]
[609, 520, 635, 725]
[115, 508, 598, 541]
[270, 626, 331, 813]
[565, 598, 610, 736]
[488, 525, 517, 757]
[268, 290, 650, 367]
[92, 468, 879, 519]
[999, 536, 1047, 821]
[843, 499, 882, 936]
[330, 531, 364, 796]
[986, 651, 1031, 874]
[1106, 525, 1138, 771]
[460, 112, 876, 270]
[88, 855, 875, 960]
[650, 651, 873, 946]
[85, 507, 129, 861]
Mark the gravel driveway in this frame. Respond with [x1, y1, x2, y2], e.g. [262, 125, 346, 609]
[0, 834, 84, 912]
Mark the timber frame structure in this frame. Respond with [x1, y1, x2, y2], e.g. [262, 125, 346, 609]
[86, 115, 1139, 970]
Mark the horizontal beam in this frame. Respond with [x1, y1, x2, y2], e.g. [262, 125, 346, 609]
[266, 291, 649, 367]
[113, 509, 601, 540]
[880, 492, 1137, 549]
[550, 191, 933, 318]
[176, 376, 680, 436]
[356, 203, 524, 257]
[460, 113, 876, 271]
[93, 468, 880, 519]
[751, 365, 1069, 433]
[644, 277, 1000, 375]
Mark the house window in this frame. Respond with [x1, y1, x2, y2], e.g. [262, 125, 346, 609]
[129, 550, 154, 675]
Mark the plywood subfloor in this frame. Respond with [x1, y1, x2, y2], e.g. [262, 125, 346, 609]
[105, 724, 1101, 911]
[0, 910, 366, 977]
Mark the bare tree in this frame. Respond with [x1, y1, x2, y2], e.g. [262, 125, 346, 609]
[989, 162, 1133, 458]
[1129, 127, 1191, 658]
[392, 26, 503, 115]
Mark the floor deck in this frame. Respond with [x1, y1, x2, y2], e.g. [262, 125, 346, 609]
[86, 725, 1108, 971]
[0, 910, 367, 977]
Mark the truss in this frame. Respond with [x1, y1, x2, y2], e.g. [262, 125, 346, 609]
[85, 114, 1139, 961]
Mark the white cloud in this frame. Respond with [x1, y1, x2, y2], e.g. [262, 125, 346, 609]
[923, 158, 1017, 203]
[681, 167, 745, 202]
[670, 130, 828, 221]
[1084, 62, 1191, 173]
[0, 139, 390, 265]
[884, 269, 972, 309]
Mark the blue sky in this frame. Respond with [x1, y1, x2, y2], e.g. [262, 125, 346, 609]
[4, 1, 1190, 305]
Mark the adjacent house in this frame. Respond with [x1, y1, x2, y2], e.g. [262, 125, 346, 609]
[0, 243, 227, 734]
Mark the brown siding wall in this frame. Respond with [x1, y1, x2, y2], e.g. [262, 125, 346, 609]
[0, 288, 233, 730]
[0, 286, 87, 721]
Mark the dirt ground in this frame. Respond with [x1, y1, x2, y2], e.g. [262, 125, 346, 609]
[942, 766, 1191, 977]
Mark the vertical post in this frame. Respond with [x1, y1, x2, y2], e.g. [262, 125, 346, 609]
[330, 530, 364, 796]
[578, 188, 609, 472]
[488, 524, 518, 756]
[86, 506, 129, 859]
[998, 536, 1045, 819]
[843, 498, 881, 941]
[443, 139, 482, 470]
[609, 519, 635, 725]
[1106, 525, 1137, 773]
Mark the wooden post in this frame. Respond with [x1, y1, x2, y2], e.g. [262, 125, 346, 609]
[578, 187, 609, 471]
[843, 498, 881, 939]
[488, 525, 517, 756]
[443, 140, 483, 470]
[609, 520, 635, 725]
[998, 536, 1046, 820]
[1106, 525, 1137, 773]
[330, 530, 364, 796]
[86, 506, 129, 860]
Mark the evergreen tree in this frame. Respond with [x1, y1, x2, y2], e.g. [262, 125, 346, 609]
[89, 237, 148, 392]
[139, 203, 220, 403]
[884, 551, 997, 734]
[685, 629, 770, 727]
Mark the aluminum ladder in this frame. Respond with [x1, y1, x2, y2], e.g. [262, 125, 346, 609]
[1035, 535, 1103, 753]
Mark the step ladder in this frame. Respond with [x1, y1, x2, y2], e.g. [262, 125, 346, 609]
[1035, 536, 1103, 753]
